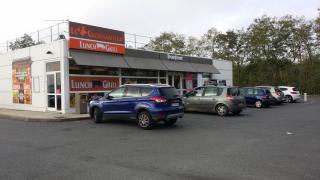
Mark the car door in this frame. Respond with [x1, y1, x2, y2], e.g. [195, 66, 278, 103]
[102, 87, 126, 116]
[183, 87, 204, 111]
[246, 88, 255, 105]
[200, 87, 219, 112]
[120, 86, 142, 118]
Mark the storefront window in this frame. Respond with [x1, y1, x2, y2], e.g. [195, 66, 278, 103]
[121, 68, 157, 77]
[159, 71, 166, 77]
[69, 64, 119, 76]
[160, 79, 166, 84]
[122, 78, 157, 85]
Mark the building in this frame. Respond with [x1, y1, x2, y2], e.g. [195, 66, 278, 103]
[0, 22, 232, 114]
[211, 59, 233, 86]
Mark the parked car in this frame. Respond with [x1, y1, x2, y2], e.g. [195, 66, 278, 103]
[256, 86, 284, 105]
[89, 84, 184, 130]
[239, 87, 272, 108]
[278, 86, 301, 103]
[183, 86, 246, 116]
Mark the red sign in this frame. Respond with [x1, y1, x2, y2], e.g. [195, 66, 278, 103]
[69, 21, 125, 44]
[70, 76, 119, 92]
[69, 38, 125, 54]
[69, 21, 125, 54]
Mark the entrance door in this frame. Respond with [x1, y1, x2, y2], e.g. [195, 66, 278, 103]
[47, 72, 61, 111]
[167, 73, 183, 95]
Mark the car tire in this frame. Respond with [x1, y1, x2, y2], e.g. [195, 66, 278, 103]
[93, 108, 102, 123]
[164, 118, 178, 126]
[255, 100, 262, 108]
[285, 95, 293, 103]
[216, 104, 229, 116]
[137, 111, 154, 130]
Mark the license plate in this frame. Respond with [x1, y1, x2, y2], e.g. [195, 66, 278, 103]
[171, 103, 179, 107]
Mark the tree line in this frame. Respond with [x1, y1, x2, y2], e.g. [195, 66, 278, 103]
[144, 10, 320, 94]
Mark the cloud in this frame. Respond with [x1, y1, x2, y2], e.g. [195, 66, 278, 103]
[0, 0, 319, 43]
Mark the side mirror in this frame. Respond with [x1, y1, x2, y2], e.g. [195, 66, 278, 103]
[105, 94, 113, 100]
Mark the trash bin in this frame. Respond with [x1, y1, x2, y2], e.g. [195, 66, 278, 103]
[75, 94, 89, 114]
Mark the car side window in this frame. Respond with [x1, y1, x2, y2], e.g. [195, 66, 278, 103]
[108, 87, 125, 98]
[141, 87, 153, 97]
[125, 86, 141, 97]
[280, 88, 287, 91]
[239, 88, 246, 95]
[254, 89, 263, 95]
[204, 87, 218, 96]
[188, 87, 204, 97]
[247, 88, 254, 95]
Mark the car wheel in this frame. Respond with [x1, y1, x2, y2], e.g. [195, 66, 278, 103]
[255, 100, 262, 108]
[216, 104, 229, 116]
[93, 108, 102, 123]
[164, 118, 178, 126]
[137, 111, 154, 130]
[285, 95, 293, 103]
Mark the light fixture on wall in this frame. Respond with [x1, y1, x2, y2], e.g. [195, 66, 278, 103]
[46, 51, 53, 55]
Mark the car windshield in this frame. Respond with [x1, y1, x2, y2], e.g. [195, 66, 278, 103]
[159, 87, 180, 98]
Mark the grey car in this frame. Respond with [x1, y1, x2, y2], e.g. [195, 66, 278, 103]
[183, 86, 246, 116]
[256, 86, 284, 105]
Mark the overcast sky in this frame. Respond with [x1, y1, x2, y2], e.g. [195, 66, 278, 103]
[0, 0, 319, 43]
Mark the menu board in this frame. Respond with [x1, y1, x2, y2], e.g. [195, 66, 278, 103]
[12, 60, 32, 104]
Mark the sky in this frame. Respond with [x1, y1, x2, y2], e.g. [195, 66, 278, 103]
[0, 0, 319, 43]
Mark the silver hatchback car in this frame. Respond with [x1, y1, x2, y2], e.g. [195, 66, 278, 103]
[183, 86, 246, 116]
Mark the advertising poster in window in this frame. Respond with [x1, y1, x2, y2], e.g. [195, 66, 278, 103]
[12, 60, 32, 104]
[184, 74, 193, 92]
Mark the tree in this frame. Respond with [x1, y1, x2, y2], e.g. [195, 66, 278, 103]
[9, 34, 42, 50]
[144, 32, 187, 54]
[144, 10, 320, 94]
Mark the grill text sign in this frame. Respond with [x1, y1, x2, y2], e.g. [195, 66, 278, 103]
[70, 76, 119, 92]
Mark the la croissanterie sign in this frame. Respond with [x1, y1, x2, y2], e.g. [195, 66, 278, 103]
[69, 21, 125, 54]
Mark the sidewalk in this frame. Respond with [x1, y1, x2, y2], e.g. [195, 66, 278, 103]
[0, 108, 90, 122]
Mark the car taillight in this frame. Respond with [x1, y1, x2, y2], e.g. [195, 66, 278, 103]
[291, 92, 297, 94]
[150, 97, 167, 103]
[226, 95, 234, 101]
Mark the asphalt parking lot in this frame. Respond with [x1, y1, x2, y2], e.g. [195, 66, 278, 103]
[0, 97, 320, 180]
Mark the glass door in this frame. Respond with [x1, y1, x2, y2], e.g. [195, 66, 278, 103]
[47, 72, 61, 111]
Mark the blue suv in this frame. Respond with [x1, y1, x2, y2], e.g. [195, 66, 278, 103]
[89, 84, 184, 129]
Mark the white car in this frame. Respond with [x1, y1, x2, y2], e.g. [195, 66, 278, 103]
[278, 86, 301, 103]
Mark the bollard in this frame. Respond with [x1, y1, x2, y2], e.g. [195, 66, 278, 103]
[304, 93, 307, 102]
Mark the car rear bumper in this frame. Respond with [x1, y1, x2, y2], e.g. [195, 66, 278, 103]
[229, 103, 246, 112]
[151, 108, 184, 121]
